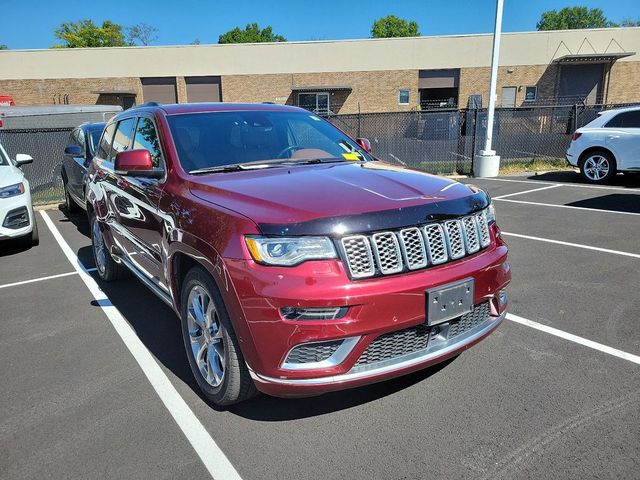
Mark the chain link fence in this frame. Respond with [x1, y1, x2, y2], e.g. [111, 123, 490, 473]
[0, 127, 72, 205]
[0, 102, 637, 206]
[328, 102, 640, 175]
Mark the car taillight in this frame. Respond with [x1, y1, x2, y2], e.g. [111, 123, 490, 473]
[571, 132, 582, 141]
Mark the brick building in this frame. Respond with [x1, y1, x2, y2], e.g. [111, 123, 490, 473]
[0, 27, 638, 113]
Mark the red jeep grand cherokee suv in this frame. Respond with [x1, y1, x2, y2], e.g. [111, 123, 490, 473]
[87, 103, 510, 406]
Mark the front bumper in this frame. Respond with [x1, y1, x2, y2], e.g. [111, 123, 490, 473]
[0, 193, 33, 240]
[224, 224, 511, 397]
[250, 307, 506, 397]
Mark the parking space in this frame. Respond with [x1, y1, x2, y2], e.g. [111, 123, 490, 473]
[1, 171, 639, 480]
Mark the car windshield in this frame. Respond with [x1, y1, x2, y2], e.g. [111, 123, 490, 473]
[167, 110, 370, 173]
[88, 127, 104, 155]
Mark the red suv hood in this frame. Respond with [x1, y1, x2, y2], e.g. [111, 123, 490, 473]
[189, 162, 479, 228]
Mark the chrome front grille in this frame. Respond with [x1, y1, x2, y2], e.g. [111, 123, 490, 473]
[340, 211, 491, 279]
[443, 220, 465, 260]
[399, 227, 428, 270]
[371, 232, 403, 274]
[341, 235, 375, 278]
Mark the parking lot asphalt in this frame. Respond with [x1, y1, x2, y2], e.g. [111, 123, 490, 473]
[1, 170, 639, 480]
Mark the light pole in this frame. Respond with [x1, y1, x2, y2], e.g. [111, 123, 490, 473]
[475, 0, 504, 177]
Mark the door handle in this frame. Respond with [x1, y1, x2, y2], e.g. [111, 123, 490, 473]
[607, 135, 620, 139]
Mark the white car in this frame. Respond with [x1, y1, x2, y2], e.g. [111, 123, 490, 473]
[566, 106, 640, 184]
[0, 142, 38, 246]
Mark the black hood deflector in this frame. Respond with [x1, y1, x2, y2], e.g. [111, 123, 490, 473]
[258, 191, 490, 237]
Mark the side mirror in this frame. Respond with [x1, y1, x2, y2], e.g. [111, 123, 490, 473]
[356, 137, 372, 153]
[114, 149, 162, 178]
[15, 154, 33, 166]
[64, 145, 83, 156]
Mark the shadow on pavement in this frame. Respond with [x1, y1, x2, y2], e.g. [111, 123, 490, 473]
[0, 238, 33, 257]
[229, 358, 455, 421]
[567, 194, 640, 214]
[527, 171, 640, 188]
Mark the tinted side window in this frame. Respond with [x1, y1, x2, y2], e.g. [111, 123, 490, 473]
[132, 117, 163, 168]
[109, 118, 136, 162]
[96, 123, 116, 160]
[606, 111, 640, 128]
[76, 128, 86, 155]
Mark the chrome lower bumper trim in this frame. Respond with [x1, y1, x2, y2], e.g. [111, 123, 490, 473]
[249, 311, 506, 386]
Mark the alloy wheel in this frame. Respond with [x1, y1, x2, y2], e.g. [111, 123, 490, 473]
[92, 219, 107, 275]
[187, 285, 226, 387]
[583, 155, 610, 181]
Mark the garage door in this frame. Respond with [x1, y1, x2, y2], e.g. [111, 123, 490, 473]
[185, 76, 222, 103]
[141, 77, 177, 104]
[558, 64, 604, 104]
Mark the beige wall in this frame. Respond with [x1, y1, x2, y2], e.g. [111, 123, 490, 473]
[0, 77, 142, 105]
[221, 70, 419, 113]
[0, 28, 638, 80]
[459, 64, 560, 107]
[605, 61, 640, 104]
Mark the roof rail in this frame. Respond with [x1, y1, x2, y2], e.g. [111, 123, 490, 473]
[134, 101, 162, 108]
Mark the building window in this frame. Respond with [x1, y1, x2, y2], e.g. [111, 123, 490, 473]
[297, 92, 330, 115]
[524, 86, 537, 102]
[398, 89, 410, 105]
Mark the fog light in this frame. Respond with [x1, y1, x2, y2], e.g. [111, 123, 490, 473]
[280, 306, 348, 320]
[2, 207, 29, 229]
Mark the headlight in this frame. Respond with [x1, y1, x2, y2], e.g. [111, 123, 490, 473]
[0, 183, 25, 198]
[486, 203, 496, 223]
[245, 236, 337, 266]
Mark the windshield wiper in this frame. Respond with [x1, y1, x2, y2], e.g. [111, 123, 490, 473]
[189, 163, 275, 175]
[283, 157, 350, 165]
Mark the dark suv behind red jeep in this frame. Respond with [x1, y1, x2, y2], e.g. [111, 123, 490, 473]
[87, 103, 511, 406]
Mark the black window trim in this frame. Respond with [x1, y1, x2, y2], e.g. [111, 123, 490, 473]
[131, 113, 167, 182]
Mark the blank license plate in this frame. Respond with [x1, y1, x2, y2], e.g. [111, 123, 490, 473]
[426, 278, 474, 326]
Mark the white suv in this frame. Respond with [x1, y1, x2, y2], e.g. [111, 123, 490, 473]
[0, 142, 38, 246]
[566, 106, 640, 184]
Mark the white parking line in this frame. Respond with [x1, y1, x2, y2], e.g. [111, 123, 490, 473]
[0, 271, 78, 290]
[495, 197, 640, 216]
[493, 184, 561, 199]
[501, 232, 640, 258]
[39, 211, 242, 480]
[478, 176, 640, 193]
[507, 313, 640, 366]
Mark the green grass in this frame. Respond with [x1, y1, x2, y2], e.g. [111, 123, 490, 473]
[32, 186, 64, 207]
[499, 157, 571, 174]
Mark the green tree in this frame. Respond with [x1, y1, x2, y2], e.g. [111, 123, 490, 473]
[53, 19, 128, 48]
[218, 23, 286, 44]
[126, 23, 158, 46]
[536, 7, 612, 30]
[0, 44, 8, 50]
[371, 15, 420, 38]
[620, 19, 640, 27]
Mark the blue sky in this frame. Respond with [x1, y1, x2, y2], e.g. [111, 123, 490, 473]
[2, 0, 638, 49]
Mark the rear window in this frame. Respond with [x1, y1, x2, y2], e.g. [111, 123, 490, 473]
[605, 110, 640, 128]
[167, 110, 369, 172]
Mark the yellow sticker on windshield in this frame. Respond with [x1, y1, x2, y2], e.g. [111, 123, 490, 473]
[309, 115, 321, 121]
[342, 153, 360, 161]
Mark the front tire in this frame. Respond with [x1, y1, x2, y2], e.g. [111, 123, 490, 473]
[579, 150, 616, 184]
[90, 215, 126, 281]
[180, 266, 257, 407]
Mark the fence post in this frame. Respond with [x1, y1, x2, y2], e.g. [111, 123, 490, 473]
[573, 103, 578, 132]
[470, 108, 479, 176]
[357, 102, 361, 138]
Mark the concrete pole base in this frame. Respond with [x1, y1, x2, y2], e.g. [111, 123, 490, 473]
[474, 152, 501, 178]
